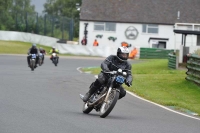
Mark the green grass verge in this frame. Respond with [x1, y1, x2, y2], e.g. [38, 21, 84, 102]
[0, 40, 52, 54]
[0, 40, 100, 57]
[82, 59, 200, 115]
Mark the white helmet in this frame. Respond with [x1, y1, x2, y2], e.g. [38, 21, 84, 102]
[117, 46, 129, 61]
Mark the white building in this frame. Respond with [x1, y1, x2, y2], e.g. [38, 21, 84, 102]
[79, 0, 200, 56]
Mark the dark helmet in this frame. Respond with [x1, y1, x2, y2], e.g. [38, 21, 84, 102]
[117, 46, 130, 61]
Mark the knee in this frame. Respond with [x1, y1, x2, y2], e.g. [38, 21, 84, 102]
[97, 73, 106, 84]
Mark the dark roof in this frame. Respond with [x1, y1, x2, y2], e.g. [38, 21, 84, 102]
[148, 37, 169, 42]
[174, 30, 200, 35]
[80, 0, 200, 24]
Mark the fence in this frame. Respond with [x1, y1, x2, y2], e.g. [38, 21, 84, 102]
[168, 54, 177, 69]
[140, 48, 174, 59]
[186, 54, 200, 85]
[1, 12, 74, 41]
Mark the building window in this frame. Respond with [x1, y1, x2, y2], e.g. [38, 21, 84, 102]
[142, 24, 158, 34]
[94, 22, 116, 31]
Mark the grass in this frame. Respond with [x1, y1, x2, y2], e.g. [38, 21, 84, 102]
[82, 59, 200, 115]
[0, 40, 52, 54]
[0, 40, 99, 58]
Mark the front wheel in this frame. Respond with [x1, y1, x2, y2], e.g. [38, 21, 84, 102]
[99, 90, 119, 118]
[82, 103, 93, 114]
[30, 60, 35, 71]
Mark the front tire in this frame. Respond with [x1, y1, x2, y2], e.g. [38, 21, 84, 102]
[99, 90, 119, 118]
[30, 60, 35, 71]
[82, 103, 93, 114]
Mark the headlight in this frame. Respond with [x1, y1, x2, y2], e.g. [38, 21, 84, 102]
[123, 72, 127, 76]
[118, 69, 122, 73]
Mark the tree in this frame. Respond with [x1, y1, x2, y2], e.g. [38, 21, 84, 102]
[0, 0, 13, 30]
[43, 0, 82, 38]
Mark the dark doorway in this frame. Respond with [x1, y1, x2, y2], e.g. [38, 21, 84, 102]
[158, 41, 166, 49]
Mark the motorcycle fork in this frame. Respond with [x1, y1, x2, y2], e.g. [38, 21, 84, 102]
[104, 77, 115, 103]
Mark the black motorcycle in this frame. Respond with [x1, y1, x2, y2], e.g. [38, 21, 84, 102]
[29, 54, 37, 71]
[52, 53, 58, 66]
[80, 69, 129, 118]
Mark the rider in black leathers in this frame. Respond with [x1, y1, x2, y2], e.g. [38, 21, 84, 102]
[82, 46, 133, 102]
[27, 43, 39, 67]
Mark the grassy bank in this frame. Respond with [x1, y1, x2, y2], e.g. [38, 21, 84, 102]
[0, 40, 101, 58]
[0, 41, 52, 54]
[82, 59, 200, 115]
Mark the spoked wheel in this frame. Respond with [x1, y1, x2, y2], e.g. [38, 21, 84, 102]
[82, 102, 93, 114]
[99, 90, 119, 118]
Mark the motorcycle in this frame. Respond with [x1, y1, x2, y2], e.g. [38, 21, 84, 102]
[38, 53, 43, 66]
[52, 53, 58, 66]
[80, 68, 129, 118]
[29, 54, 37, 71]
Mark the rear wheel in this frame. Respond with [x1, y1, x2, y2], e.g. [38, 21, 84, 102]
[99, 90, 119, 118]
[39, 58, 42, 66]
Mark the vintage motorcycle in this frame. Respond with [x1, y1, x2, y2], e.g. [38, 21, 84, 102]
[80, 69, 129, 118]
[29, 54, 37, 71]
[52, 53, 58, 66]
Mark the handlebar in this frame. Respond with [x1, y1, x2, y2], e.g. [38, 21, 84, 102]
[102, 71, 117, 75]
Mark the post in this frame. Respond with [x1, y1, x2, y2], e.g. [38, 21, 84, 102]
[26, 12, 28, 32]
[36, 12, 38, 34]
[51, 16, 54, 37]
[62, 17, 64, 40]
[44, 14, 46, 35]
[69, 18, 74, 41]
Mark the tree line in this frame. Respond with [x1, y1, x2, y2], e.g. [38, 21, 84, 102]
[0, 0, 81, 40]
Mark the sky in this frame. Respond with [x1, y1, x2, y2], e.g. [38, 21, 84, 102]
[31, 0, 46, 13]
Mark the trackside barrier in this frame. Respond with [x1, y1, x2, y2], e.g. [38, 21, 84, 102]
[186, 54, 200, 85]
[140, 48, 173, 59]
[168, 54, 178, 69]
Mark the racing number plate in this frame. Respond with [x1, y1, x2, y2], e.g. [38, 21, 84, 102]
[32, 54, 36, 58]
[116, 76, 124, 83]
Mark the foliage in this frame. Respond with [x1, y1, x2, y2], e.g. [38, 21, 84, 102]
[0, 0, 79, 40]
[0, 0, 35, 31]
[43, 0, 81, 37]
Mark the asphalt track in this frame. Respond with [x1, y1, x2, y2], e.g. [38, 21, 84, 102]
[0, 55, 200, 133]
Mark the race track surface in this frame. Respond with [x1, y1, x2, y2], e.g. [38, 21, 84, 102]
[0, 55, 199, 133]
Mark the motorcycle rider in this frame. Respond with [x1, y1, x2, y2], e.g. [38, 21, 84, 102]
[39, 47, 46, 64]
[49, 46, 59, 63]
[82, 46, 133, 102]
[27, 43, 39, 67]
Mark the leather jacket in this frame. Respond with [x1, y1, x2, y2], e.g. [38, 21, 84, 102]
[27, 47, 39, 55]
[101, 55, 133, 83]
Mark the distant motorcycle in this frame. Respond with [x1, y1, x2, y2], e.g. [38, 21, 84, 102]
[38, 53, 43, 66]
[29, 54, 37, 71]
[80, 68, 129, 118]
[52, 53, 58, 66]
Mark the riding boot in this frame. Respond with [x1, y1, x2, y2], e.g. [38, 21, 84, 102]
[83, 82, 99, 102]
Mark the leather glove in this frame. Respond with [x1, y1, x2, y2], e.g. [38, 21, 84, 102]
[125, 80, 132, 87]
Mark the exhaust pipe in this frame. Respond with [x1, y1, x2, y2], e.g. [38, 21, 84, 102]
[88, 94, 106, 107]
